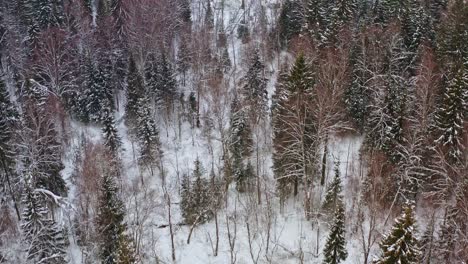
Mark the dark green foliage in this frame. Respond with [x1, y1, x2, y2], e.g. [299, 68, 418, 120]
[180, 0, 192, 24]
[436, 0, 467, 67]
[136, 96, 161, 170]
[21, 189, 67, 263]
[204, 0, 214, 30]
[237, 19, 249, 43]
[21, 83, 67, 197]
[180, 159, 217, 225]
[322, 162, 343, 212]
[229, 96, 253, 192]
[159, 52, 177, 107]
[221, 47, 231, 73]
[242, 50, 268, 115]
[323, 199, 347, 264]
[375, 204, 421, 264]
[102, 108, 122, 155]
[177, 38, 192, 85]
[344, 40, 371, 131]
[278, 0, 303, 47]
[97, 174, 137, 264]
[434, 64, 467, 162]
[0, 74, 17, 167]
[272, 54, 316, 199]
[125, 56, 145, 130]
[145, 53, 159, 102]
[78, 57, 114, 124]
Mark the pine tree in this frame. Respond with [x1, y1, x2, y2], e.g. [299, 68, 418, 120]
[420, 214, 435, 264]
[21, 82, 67, 197]
[180, 159, 215, 225]
[125, 56, 145, 131]
[0, 73, 20, 219]
[204, 0, 214, 30]
[278, 0, 303, 47]
[102, 107, 122, 155]
[273, 54, 316, 199]
[436, 0, 467, 67]
[237, 19, 249, 43]
[221, 47, 231, 73]
[375, 204, 421, 264]
[229, 97, 253, 192]
[144, 53, 160, 103]
[136, 96, 161, 171]
[434, 206, 457, 262]
[322, 162, 343, 212]
[21, 189, 67, 264]
[333, 0, 356, 28]
[158, 52, 177, 109]
[434, 64, 467, 162]
[323, 199, 348, 264]
[344, 39, 371, 131]
[179, 0, 191, 24]
[177, 38, 192, 85]
[79, 58, 113, 123]
[303, 0, 327, 41]
[242, 50, 268, 116]
[97, 174, 137, 264]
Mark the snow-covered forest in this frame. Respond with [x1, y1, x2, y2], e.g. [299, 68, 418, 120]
[0, 0, 466, 263]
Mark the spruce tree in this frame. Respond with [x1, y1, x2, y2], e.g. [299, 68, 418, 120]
[21, 82, 67, 197]
[21, 189, 67, 264]
[177, 38, 192, 85]
[80, 58, 113, 123]
[323, 199, 348, 264]
[273, 54, 316, 199]
[0, 74, 20, 219]
[158, 52, 177, 109]
[125, 56, 145, 131]
[179, 0, 192, 24]
[333, 0, 356, 28]
[237, 19, 249, 43]
[242, 50, 268, 116]
[344, 39, 371, 131]
[229, 97, 252, 192]
[278, 0, 303, 47]
[144, 53, 160, 103]
[221, 47, 231, 73]
[180, 159, 214, 225]
[322, 162, 343, 212]
[204, 0, 214, 30]
[102, 106, 122, 156]
[97, 174, 137, 264]
[375, 204, 421, 264]
[303, 0, 327, 41]
[434, 64, 467, 162]
[136, 96, 161, 171]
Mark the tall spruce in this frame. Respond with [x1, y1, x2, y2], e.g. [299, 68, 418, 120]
[21, 81, 67, 197]
[278, 0, 303, 47]
[242, 50, 268, 116]
[322, 162, 343, 212]
[125, 56, 145, 131]
[97, 174, 137, 264]
[344, 39, 371, 131]
[136, 96, 161, 172]
[323, 199, 348, 264]
[229, 96, 253, 192]
[0, 73, 20, 219]
[102, 107, 122, 156]
[434, 64, 467, 163]
[375, 204, 421, 264]
[21, 189, 67, 263]
[272, 54, 316, 199]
